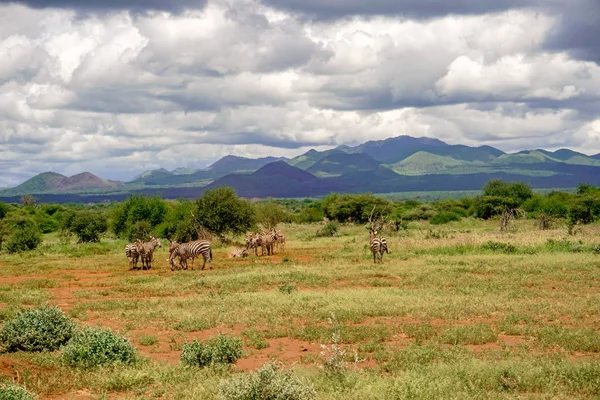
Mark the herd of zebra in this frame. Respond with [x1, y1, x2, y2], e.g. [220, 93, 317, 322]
[125, 236, 213, 271]
[124, 229, 286, 271]
[243, 229, 286, 257]
[124, 226, 387, 270]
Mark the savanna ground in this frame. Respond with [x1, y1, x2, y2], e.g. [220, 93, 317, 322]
[1, 219, 600, 399]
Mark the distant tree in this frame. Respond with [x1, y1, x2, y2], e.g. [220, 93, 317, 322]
[568, 193, 600, 225]
[482, 179, 533, 204]
[194, 187, 254, 238]
[20, 195, 36, 207]
[255, 202, 290, 230]
[63, 210, 108, 243]
[322, 193, 391, 223]
[112, 195, 167, 238]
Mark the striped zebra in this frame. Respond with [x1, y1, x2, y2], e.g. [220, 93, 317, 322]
[168, 240, 213, 271]
[379, 236, 389, 255]
[139, 236, 162, 270]
[369, 230, 383, 264]
[274, 229, 286, 251]
[245, 232, 259, 256]
[125, 239, 143, 270]
[256, 231, 276, 256]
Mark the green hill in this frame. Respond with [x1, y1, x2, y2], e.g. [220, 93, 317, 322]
[388, 152, 471, 175]
[288, 149, 339, 170]
[306, 152, 381, 177]
[491, 151, 559, 165]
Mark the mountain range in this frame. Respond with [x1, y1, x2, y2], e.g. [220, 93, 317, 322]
[3, 135, 600, 202]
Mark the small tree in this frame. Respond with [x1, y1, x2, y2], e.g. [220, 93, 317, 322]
[20, 195, 36, 207]
[2, 216, 42, 253]
[255, 202, 290, 230]
[112, 195, 167, 238]
[63, 210, 108, 243]
[194, 187, 254, 238]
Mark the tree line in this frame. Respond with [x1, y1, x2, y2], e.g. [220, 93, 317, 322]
[1, 180, 600, 253]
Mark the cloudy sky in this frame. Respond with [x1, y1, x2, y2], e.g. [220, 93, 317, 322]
[1, 0, 599, 186]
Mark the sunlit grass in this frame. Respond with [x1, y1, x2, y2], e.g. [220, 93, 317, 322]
[0, 220, 599, 398]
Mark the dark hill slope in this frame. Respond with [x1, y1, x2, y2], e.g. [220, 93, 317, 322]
[307, 152, 381, 177]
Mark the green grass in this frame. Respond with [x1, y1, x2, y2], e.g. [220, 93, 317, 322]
[0, 220, 599, 398]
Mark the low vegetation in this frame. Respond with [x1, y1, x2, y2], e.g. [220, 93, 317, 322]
[180, 334, 243, 367]
[0, 181, 599, 398]
[0, 305, 74, 352]
[0, 384, 37, 400]
[62, 327, 137, 369]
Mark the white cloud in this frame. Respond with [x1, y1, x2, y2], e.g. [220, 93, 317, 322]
[1, 0, 599, 187]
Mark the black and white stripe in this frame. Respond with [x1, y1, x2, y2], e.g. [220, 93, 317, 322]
[125, 239, 143, 269]
[168, 240, 213, 271]
[370, 230, 384, 264]
[139, 236, 162, 270]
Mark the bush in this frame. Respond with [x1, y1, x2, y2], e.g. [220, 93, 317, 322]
[0, 305, 74, 352]
[219, 363, 316, 400]
[62, 327, 137, 369]
[315, 221, 339, 237]
[180, 334, 242, 367]
[255, 202, 290, 230]
[112, 194, 168, 238]
[195, 187, 255, 238]
[481, 241, 517, 253]
[4, 226, 42, 253]
[127, 220, 153, 242]
[322, 193, 391, 223]
[63, 210, 108, 243]
[430, 211, 461, 225]
[0, 383, 36, 400]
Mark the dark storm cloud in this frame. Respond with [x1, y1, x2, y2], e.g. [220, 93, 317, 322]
[260, 0, 539, 20]
[543, 0, 600, 63]
[262, 0, 599, 64]
[0, 0, 207, 12]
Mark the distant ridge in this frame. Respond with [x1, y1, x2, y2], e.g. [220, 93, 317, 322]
[3, 171, 123, 195]
[3, 134, 600, 201]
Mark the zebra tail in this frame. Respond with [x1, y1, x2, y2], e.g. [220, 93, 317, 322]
[210, 247, 213, 260]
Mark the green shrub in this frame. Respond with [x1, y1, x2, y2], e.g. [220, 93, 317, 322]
[219, 363, 316, 400]
[62, 210, 108, 243]
[62, 327, 137, 369]
[430, 211, 461, 225]
[0, 305, 74, 352]
[315, 221, 339, 237]
[279, 283, 297, 294]
[0, 383, 36, 400]
[127, 220, 152, 242]
[4, 226, 42, 253]
[482, 241, 517, 253]
[180, 334, 242, 367]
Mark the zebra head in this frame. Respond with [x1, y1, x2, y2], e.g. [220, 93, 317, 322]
[169, 239, 180, 253]
[151, 236, 162, 248]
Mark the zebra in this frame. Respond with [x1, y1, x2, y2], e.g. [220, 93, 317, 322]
[231, 248, 249, 258]
[369, 230, 383, 264]
[139, 236, 162, 270]
[125, 239, 143, 269]
[245, 232, 259, 256]
[256, 231, 276, 256]
[274, 229, 286, 251]
[379, 236, 389, 255]
[168, 240, 213, 271]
